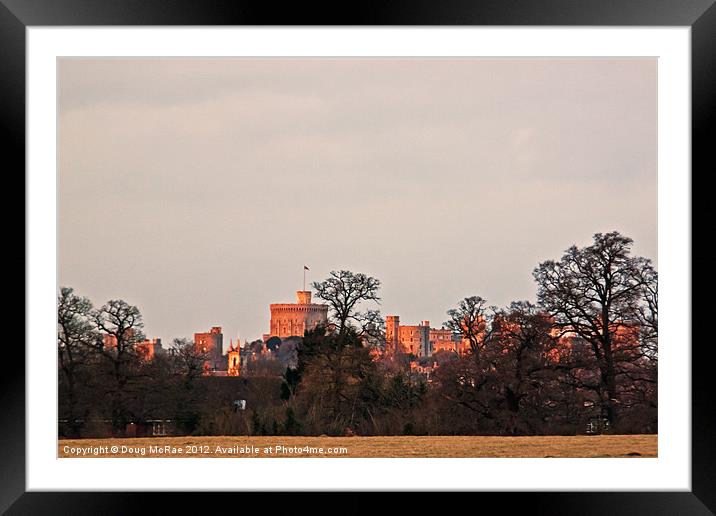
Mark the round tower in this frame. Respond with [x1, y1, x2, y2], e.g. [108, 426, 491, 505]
[269, 290, 329, 339]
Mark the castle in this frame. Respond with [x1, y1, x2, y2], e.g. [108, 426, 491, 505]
[193, 327, 247, 377]
[106, 292, 469, 377]
[227, 339, 241, 376]
[385, 315, 466, 357]
[194, 302, 462, 377]
[188, 289, 329, 377]
[102, 332, 163, 361]
[100, 283, 642, 390]
[264, 290, 329, 340]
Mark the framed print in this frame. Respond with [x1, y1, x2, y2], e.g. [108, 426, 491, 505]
[4, 0, 715, 513]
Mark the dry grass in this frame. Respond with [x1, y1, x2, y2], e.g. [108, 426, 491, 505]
[58, 434, 657, 458]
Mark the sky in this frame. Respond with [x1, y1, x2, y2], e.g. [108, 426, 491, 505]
[58, 57, 657, 350]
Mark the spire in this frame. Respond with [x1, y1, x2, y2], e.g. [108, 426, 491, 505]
[229, 338, 234, 352]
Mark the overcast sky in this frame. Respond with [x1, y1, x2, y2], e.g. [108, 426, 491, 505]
[58, 58, 657, 349]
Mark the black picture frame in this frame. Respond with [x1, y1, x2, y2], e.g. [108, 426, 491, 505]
[3, 1, 714, 513]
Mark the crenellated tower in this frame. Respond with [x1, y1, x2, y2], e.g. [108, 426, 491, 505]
[267, 290, 329, 339]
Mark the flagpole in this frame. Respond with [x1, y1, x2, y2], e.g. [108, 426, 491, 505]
[303, 266, 306, 292]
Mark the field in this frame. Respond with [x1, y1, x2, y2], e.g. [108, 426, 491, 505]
[59, 434, 657, 458]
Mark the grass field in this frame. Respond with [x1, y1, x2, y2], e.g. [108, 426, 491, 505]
[58, 434, 657, 458]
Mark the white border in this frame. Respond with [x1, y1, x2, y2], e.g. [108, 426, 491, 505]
[27, 27, 690, 491]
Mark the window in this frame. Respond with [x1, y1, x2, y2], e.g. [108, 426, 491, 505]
[152, 422, 167, 436]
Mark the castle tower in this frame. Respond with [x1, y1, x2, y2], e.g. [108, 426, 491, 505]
[268, 289, 329, 339]
[227, 339, 240, 377]
[194, 326, 224, 372]
[419, 321, 431, 357]
[386, 315, 400, 355]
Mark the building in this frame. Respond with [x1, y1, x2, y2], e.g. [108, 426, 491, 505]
[102, 333, 118, 350]
[385, 315, 401, 354]
[102, 328, 136, 351]
[386, 316, 467, 357]
[136, 338, 162, 361]
[386, 317, 430, 356]
[430, 328, 463, 354]
[227, 339, 241, 377]
[194, 326, 224, 372]
[102, 332, 163, 361]
[267, 290, 329, 340]
[386, 317, 463, 357]
[410, 360, 438, 381]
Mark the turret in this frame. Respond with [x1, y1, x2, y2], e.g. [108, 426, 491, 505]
[296, 291, 312, 304]
[386, 315, 401, 355]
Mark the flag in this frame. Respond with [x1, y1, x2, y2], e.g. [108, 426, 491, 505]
[304, 265, 310, 270]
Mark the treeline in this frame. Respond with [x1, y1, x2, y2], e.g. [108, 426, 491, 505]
[58, 231, 657, 437]
[57, 290, 208, 437]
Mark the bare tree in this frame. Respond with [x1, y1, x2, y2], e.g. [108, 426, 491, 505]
[438, 299, 570, 435]
[169, 338, 208, 386]
[57, 287, 98, 434]
[92, 299, 146, 432]
[312, 270, 381, 336]
[489, 301, 567, 434]
[636, 266, 658, 361]
[355, 308, 386, 350]
[444, 296, 492, 359]
[533, 231, 656, 426]
[295, 326, 378, 435]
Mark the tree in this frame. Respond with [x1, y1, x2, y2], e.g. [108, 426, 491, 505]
[489, 301, 566, 434]
[169, 338, 207, 387]
[276, 338, 299, 369]
[265, 336, 282, 352]
[281, 366, 301, 400]
[434, 300, 585, 435]
[533, 231, 657, 427]
[92, 299, 146, 432]
[283, 406, 301, 435]
[354, 309, 386, 350]
[161, 338, 209, 434]
[93, 299, 145, 356]
[636, 266, 658, 361]
[293, 326, 378, 435]
[57, 287, 98, 435]
[312, 270, 381, 336]
[444, 296, 491, 359]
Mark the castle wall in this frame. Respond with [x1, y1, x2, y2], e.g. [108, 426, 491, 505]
[396, 323, 431, 356]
